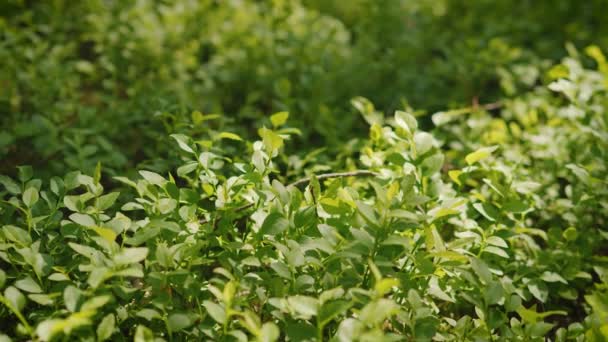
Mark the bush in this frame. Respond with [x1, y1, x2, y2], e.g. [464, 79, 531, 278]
[1, 1, 608, 341]
[2, 0, 608, 177]
[1, 52, 608, 340]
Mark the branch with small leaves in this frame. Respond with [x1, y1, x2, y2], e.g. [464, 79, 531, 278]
[198, 170, 379, 224]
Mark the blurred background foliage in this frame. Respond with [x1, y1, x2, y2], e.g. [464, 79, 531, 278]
[1, 0, 607, 177]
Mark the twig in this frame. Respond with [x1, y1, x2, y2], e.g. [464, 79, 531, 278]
[288, 170, 379, 188]
[473, 101, 502, 111]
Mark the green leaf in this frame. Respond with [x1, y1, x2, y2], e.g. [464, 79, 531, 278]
[259, 212, 289, 236]
[527, 281, 548, 302]
[270, 261, 291, 279]
[138, 170, 167, 186]
[97, 314, 115, 341]
[319, 300, 352, 326]
[155, 242, 174, 268]
[484, 281, 504, 305]
[157, 198, 177, 214]
[218, 132, 243, 141]
[28, 293, 54, 306]
[136, 309, 162, 321]
[414, 316, 439, 340]
[167, 313, 193, 331]
[414, 132, 435, 156]
[428, 277, 455, 302]
[258, 127, 284, 153]
[516, 305, 567, 323]
[2, 225, 32, 246]
[375, 278, 400, 297]
[259, 322, 280, 342]
[68, 242, 99, 260]
[465, 146, 498, 165]
[170, 134, 195, 153]
[421, 153, 444, 176]
[563, 227, 578, 241]
[473, 202, 497, 221]
[540, 272, 567, 284]
[87, 267, 110, 288]
[394, 110, 417, 136]
[287, 295, 318, 319]
[114, 247, 149, 265]
[270, 111, 289, 127]
[48, 273, 70, 282]
[69, 213, 95, 227]
[4, 286, 26, 311]
[134, 325, 155, 342]
[36, 319, 63, 341]
[484, 246, 509, 258]
[97, 192, 120, 210]
[17, 166, 33, 183]
[486, 236, 508, 248]
[15, 276, 42, 293]
[0, 175, 21, 194]
[22, 187, 39, 207]
[81, 295, 111, 311]
[92, 226, 117, 243]
[470, 257, 492, 284]
[63, 285, 81, 312]
[448, 170, 463, 186]
[358, 298, 398, 325]
[203, 300, 226, 324]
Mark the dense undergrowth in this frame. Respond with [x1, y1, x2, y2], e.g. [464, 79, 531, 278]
[1, 1, 608, 341]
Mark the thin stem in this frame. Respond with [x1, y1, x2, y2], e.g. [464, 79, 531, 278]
[0, 295, 34, 337]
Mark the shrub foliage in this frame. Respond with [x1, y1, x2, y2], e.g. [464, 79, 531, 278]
[1, 1, 608, 341]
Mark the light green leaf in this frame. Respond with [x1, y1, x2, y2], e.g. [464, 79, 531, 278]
[97, 314, 115, 341]
[167, 313, 193, 331]
[0, 175, 21, 194]
[270, 111, 289, 127]
[114, 247, 149, 265]
[4, 286, 26, 311]
[138, 170, 167, 186]
[136, 309, 162, 321]
[203, 300, 226, 324]
[170, 134, 195, 153]
[69, 213, 95, 227]
[218, 132, 243, 141]
[259, 212, 289, 236]
[319, 300, 352, 327]
[22, 187, 39, 207]
[97, 192, 120, 211]
[15, 276, 42, 293]
[484, 246, 509, 258]
[421, 153, 444, 176]
[63, 285, 81, 312]
[259, 322, 280, 342]
[287, 295, 318, 318]
[428, 277, 455, 302]
[134, 325, 155, 342]
[540, 272, 567, 284]
[3, 225, 32, 246]
[465, 146, 498, 165]
[470, 257, 492, 284]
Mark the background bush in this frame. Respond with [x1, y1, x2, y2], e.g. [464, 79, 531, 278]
[2, 0, 608, 176]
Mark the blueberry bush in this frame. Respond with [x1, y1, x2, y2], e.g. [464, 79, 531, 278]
[1, 1, 607, 341]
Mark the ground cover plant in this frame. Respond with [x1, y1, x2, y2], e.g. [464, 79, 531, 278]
[1, 1, 608, 341]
